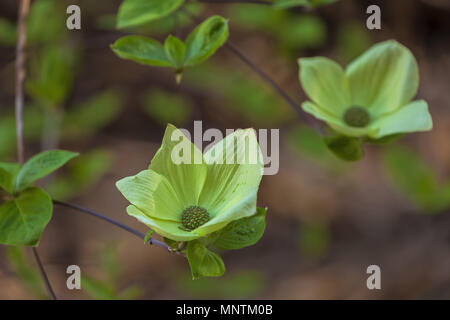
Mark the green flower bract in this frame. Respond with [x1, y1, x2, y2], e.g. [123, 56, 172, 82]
[298, 40, 433, 139]
[116, 124, 264, 241]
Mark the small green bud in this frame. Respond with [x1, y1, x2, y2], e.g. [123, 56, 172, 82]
[180, 206, 210, 231]
[343, 106, 371, 128]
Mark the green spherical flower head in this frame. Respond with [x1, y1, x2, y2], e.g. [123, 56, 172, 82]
[180, 206, 210, 231]
[343, 106, 370, 128]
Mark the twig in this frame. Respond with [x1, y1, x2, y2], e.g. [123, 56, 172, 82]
[31, 247, 57, 300]
[15, 0, 28, 164]
[53, 200, 184, 256]
[181, 9, 325, 135]
[15, 0, 58, 300]
[225, 42, 324, 134]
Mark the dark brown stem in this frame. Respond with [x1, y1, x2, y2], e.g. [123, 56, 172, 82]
[53, 200, 185, 256]
[15, 0, 29, 164]
[15, 0, 58, 300]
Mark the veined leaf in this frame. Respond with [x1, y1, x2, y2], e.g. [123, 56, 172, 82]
[214, 207, 266, 250]
[324, 134, 364, 161]
[111, 35, 172, 67]
[0, 188, 52, 246]
[0, 162, 21, 194]
[15, 150, 79, 192]
[185, 16, 229, 66]
[187, 240, 225, 280]
[117, 0, 184, 29]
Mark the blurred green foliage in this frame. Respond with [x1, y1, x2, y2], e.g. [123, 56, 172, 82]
[299, 221, 330, 259]
[46, 149, 113, 201]
[26, 45, 76, 106]
[0, 18, 17, 46]
[383, 145, 450, 213]
[286, 125, 350, 172]
[0, 106, 44, 160]
[6, 247, 47, 299]
[62, 90, 124, 140]
[187, 62, 294, 126]
[228, 5, 327, 55]
[27, 0, 67, 45]
[273, 0, 338, 9]
[97, 3, 204, 36]
[176, 269, 266, 299]
[141, 89, 193, 126]
[82, 245, 142, 300]
[336, 21, 372, 63]
[0, 0, 66, 46]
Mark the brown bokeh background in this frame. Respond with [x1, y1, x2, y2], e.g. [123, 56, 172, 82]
[0, 0, 449, 299]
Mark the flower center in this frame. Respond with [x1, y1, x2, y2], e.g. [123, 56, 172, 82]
[343, 106, 370, 128]
[180, 206, 210, 231]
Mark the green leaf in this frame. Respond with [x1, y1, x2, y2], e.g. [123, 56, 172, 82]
[27, 0, 66, 44]
[273, 0, 338, 9]
[6, 247, 47, 299]
[63, 90, 123, 139]
[187, 240, 225, 279]
[141, 89, 193, 126]
[26, 45, 75, 105]
[117, 0, 184, 29]
[184, 16, 229, 66]
[0, 162, 21, 194]
[0, 187, 52, 246]
[324, 134, 364, 161]
[164, 35, 186, 69]
[163, 237, 180, 250]
[214, 207, 266, 250]
[15, 150, 79, 192]
[82, 276, 117, 300]
[144, 229, 154, 244]
[111, 35, 172, 67]
[46, 150, 112, 201]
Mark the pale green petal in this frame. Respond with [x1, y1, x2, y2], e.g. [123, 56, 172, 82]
[369, 100, 432, 139]
[195, 189, 258, 236]
[126, 205, 201, 241]
[298, 57, 351, 115]
[346, 40, 419, 117]
[116, 169, 183, 222]
[302, 101, 373, 137]
[199, 129, 263, 215]
[149, 124, 207, 206]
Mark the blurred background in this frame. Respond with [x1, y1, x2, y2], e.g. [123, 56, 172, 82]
[0, 0, 449, 299]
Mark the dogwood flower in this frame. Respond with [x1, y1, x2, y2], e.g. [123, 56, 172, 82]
[298, 40, 432, 139]
[116, 124, 264, 242]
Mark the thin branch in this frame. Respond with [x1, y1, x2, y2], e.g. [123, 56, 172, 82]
[15, 0, 58, 300]
[31, 248, 57, 300]
[181, 9, 325, 135]
[15, 0, 29, 164]
[53, 200, 184, 256]
[225, 42, 324, 134]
